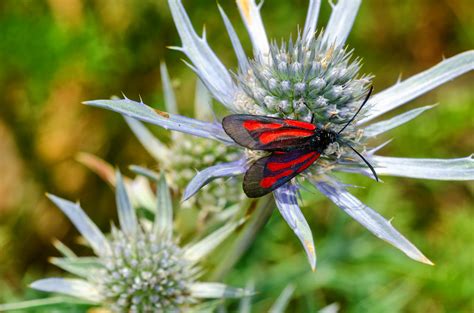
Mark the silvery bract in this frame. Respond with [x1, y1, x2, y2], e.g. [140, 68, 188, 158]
[85, 0, 474, 270]
[13, 173, 248, 312]
[125, 63, 244, 213]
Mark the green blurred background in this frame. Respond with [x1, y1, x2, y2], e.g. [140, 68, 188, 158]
[0, 0, 472, 312]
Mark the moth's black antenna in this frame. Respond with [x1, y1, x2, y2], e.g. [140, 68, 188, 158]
[344, 142, 379, 182]
[338, 86, 373, 135]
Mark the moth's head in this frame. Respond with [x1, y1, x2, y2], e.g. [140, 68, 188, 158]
[325, 129, 338, 144]
[314, 128, 338, 150]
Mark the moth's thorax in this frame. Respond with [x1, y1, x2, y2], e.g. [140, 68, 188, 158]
[310, 129, 338, 153]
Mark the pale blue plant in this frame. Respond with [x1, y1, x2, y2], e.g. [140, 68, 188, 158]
[1, 173, 249, 312]
[85, 0, 474, 270]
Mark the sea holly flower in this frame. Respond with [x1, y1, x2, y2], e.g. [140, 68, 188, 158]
[124, 63, 245, 214]
[7, 173, 248, 312]
[85, 0, 474, 270]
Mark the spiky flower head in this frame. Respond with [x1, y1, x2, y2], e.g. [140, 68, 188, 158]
[99, 226, 193, 312]
[235, 34, 372, 173]
[85, 0, 474, 271]
[19, 172, 248, 312]
[236, 34, 370, 126]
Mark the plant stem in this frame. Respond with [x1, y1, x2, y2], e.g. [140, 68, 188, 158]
[210, 195, 275, 280]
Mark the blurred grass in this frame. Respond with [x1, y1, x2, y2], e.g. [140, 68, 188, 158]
[0, 0, 472, 312]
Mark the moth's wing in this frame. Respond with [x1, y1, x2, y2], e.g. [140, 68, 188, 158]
[243, 150, 321, 198]
[222, 114, 316, 151]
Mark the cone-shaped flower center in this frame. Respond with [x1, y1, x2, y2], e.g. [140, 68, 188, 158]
[99, 229, 194, 312]
[235, 34, 373, 168]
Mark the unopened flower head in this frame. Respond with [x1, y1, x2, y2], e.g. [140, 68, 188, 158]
[163, 133, 244, 210]
[28, 172, 248, 312]
[85, 0, 474, 271]
[125, 65, 245, 212]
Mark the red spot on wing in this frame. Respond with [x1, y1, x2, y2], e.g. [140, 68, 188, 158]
[267, 153, 317, 171]
[259, 129, 314, 144]
[243, 120, 283, 131]
[284, 119, 316, 130]
[296, 153, 320, 173]
[260, 170, 293, 188]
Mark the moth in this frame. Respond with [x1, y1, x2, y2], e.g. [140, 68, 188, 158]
[222, 87, 378, 198]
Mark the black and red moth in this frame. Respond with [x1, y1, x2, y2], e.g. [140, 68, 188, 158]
[222, 115, 337, 197]
[222, 88, 377, 198]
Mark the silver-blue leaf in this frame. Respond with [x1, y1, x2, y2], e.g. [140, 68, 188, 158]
[372, 154, 474, 180]
[46, 194, 110, 256]
[359, 51, 474, 124]
[363, 105, 435, 137]
[115, 171, 138, 236]
[274, 184, 317, 271]
[182, 159, 247, 201]
[84, 97, 234, 144]
[315, 181, 433, 265]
